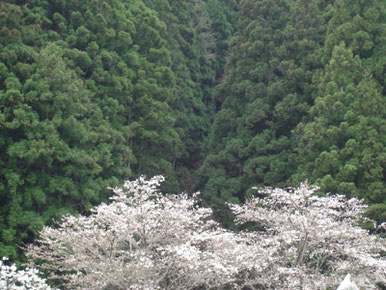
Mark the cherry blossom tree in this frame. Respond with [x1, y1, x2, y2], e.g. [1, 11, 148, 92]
[25, 177, 385, 289]
[229, 183, 386, 289]
[25, 176, 259, 289]
[0, 257, 52, 290]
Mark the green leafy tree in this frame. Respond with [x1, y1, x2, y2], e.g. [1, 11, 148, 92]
[47, 0, 180, 180]
[198, 0, 329, 225]
[324, 0, 386, 90]
[0, 41, 128, 260]
[141, 0, 224, 192]
[0, 0, 181, 261]
[0, 0, 44, 261]
[293, 0, 386, 222]
[293, 43, 386, 222]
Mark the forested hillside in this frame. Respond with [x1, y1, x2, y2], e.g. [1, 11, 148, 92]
[0, 0, 236, 261]
[198, 0, 386, 225]
[0, 0, 385, 265]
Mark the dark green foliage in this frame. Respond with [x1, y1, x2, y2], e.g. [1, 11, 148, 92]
[0, 0, 182, 261]
[1, 0, 384, 262]
[46, 0, 180, 180]
[142, 0, 237, 192]
[0, 0, 238, 262]
[292, 0, 386, 222]
[198, 0, 329, 225]
[0, 42, 123, 259]
[206, 0, 238, 83]
[142, 0, 214, 192]
[199, 0, 385, 226]
[293, 44, 386, 220]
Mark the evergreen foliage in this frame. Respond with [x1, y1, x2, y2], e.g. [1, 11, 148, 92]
[198, 0, 385, 225]
[198, 0, 329, 224]
[0, 0, 202, 261]
[142, 0, 238, 192]
[142, 0, 214, 192]
[0, 0, 385, 263]
[292, 0, 386, 221]
[293, 44, 386, 222]
[324, 0, 386, 90]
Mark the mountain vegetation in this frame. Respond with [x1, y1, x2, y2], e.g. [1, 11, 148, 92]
[198, 0, 385, 225]
[24, 177, 386, 289]
[0, 0, 385, 276]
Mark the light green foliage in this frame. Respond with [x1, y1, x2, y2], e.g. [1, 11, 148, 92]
[324, 0, 386, 89]
[0, 39, 123, 260]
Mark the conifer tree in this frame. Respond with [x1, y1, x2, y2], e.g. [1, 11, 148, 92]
[0, 0, 181, 261]
[324, 0, 386, 91]
[198, 0, 329, 224]
[293, 0, 386, 222]
[142, 0, 236, 192]
[293, 43, 386, 223]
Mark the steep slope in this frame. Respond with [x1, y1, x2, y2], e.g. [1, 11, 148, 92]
[292, 0, 386, 222]
[198, 0, 329, 224]
[142, 0, 238, 192]
[0, 0, 179, 260]
[0, 0, 239, 261]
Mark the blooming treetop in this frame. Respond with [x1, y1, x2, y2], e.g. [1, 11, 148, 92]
[0, 257, 52, 290]
[25, 177, 385, 289]
[229, 183, 386, 289]
[25, 176, 260, 289]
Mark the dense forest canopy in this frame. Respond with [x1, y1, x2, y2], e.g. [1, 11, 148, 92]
[198, 0, 385, 225]
[0, 0, 385, 269]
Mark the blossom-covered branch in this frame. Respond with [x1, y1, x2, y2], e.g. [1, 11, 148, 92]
[0, 257, 52, 290]
[25, 176, 258, 289]
[25, 177, 385, 289]
[229, 183, 386, 289]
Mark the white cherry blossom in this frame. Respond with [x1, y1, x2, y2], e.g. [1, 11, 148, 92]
[25, 177, 385, 289]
